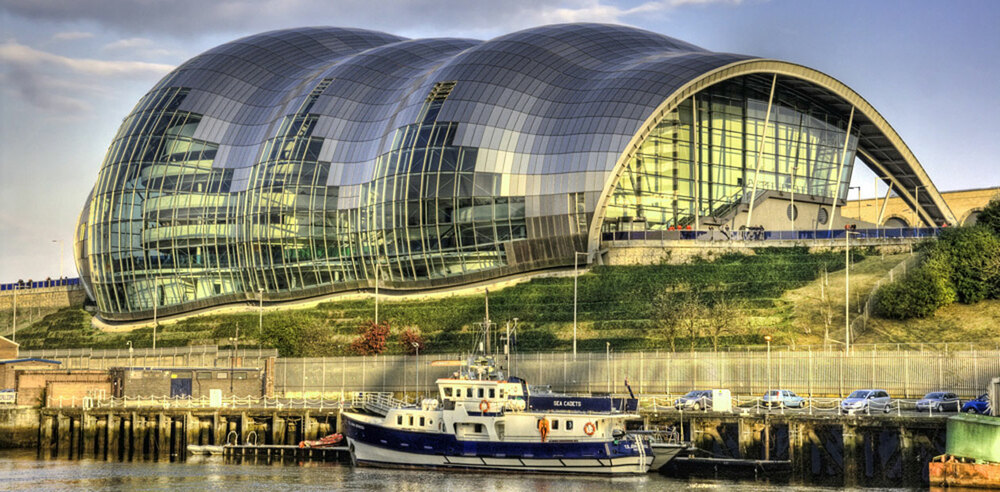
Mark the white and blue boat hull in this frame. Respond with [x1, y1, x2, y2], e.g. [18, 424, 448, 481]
[344, 414, 653, 475]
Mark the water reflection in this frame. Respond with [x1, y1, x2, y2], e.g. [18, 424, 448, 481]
[0, 449, 909, 491]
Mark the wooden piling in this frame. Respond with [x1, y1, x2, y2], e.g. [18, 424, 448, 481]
[842, 422, 859, 487]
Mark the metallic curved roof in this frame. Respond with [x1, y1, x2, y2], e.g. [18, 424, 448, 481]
[146, 24, 949, 225]
[146, 24, 752, 209]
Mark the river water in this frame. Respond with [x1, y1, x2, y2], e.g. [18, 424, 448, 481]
[0, 449, 919, 491]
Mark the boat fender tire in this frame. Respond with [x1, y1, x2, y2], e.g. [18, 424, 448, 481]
[480, 399, 490, 413]
[583, 422, 596, 436]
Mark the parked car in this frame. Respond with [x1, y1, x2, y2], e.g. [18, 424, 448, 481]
[674, 390, 713, 411]
[916, 392, 961, 412]
[761, 389, 804, 408]
[841, 389, 893, 413]
[962, 394, 991, 414]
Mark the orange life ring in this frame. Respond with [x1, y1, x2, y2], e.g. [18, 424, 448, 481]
[537, 418, 549, 442]
[480, 399, 490, 413]
[583, 422, 596, 436]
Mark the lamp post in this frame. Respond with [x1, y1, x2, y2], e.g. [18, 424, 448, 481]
[51, 240, 64, 278]
[848, 186, 861, 226]
[573, 251, 590, 359]
[229, 323, 239, 394]
[845, 230, 860, 354]
[11, 285, 17, 343]
[374, 262, 380, 325]
[764, 335, 772, 394]
[412, 341, 420, 400]
[606, 342, 611, 393]
[258, 288, 264, 339]
[127, 340, 133, 368]
[151, 275, 166, 351]
[789, 165, 798, 232]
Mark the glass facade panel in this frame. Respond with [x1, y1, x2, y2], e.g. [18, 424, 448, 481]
[605, 76, 859, 232]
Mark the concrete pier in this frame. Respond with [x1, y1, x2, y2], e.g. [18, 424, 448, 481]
[21, 405, 950, 486]
[646, 411, 947, 486]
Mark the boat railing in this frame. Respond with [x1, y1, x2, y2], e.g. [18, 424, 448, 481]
[353, 392, 407, 416]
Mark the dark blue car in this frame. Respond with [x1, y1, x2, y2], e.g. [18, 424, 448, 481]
[962, 394, 991, 414]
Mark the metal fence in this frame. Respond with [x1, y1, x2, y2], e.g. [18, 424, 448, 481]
[850, 253, 921, 337]
[20, 345, 277, 369]
[275, 348, 1000, 399]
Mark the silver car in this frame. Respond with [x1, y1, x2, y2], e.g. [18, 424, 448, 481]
[841, 389, 893, 413]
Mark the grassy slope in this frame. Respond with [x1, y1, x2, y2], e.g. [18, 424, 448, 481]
[14, 249, 999, 355]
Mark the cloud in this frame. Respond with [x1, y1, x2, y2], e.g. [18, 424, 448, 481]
[0, 40, 174, 113]
[0, 40, 174, 77]
[51, 31, 94, 41]
[102, 37, 154, 50]
[1, 0, 744, 38]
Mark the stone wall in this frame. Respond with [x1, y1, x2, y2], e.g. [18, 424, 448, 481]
[0, 285, 87, 311]
[0, 407, 39, 448]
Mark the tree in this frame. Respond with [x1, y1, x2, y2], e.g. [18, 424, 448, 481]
[707, 297, 744, 351]
[974, 196, 1000, 235]
[400, 327, 425, 354]
[677, 294, 707, 352]
[652, 290, 682, 352]
[350, 320, 390, 355]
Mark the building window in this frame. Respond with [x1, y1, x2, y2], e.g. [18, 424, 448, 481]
[234, 371, 247, 380]
[196, 372, 211, 380]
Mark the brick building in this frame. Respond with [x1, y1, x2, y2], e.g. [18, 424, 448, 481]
[15, 369, 110, 407]
[0, 336, 17, 359]
[0, 358, 61, 390]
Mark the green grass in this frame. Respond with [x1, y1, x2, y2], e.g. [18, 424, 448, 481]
[14, 247, 861, 355]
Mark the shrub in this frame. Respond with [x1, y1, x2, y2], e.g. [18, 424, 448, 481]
[935, 226, 1000, 304]
[400, 328, 425, 354]
[975, 196, 1000, 235]
[876, 266, 949, 319]
[350, 320, 390, 355]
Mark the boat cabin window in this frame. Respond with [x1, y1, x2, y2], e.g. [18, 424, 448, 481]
[409, 416, 414, 426]
[499, 388, 504, 398]
[420, 417, 425, 426]
[552, 420, 559, 430]
[566, 420, 574, 430]
[444, 387, 452, 397]
[489, 388, 495, 398]
[466, 388, 473, 398]
[474, 424, 483, 433]
[478, 388, 484, 398]
[397, 415, 402, 425]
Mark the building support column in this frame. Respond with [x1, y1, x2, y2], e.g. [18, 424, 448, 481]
[828, 106, 856, 231]
[745, 73, 778, 230]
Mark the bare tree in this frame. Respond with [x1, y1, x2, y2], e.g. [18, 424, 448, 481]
[653, 290, 682, 352]
[707, 297, 744, 351]
[678, 293, 707, 352]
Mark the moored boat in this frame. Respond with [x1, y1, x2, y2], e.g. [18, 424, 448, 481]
[343, 354, 656, 474]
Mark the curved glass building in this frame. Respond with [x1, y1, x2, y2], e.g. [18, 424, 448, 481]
[76, 24, 954, 321]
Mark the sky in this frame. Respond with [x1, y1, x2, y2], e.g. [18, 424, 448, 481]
[1, 0, 998, 281]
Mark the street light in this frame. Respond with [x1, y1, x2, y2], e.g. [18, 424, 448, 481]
[258, 288, 264, 339]
[127, 340, 134, 368]
[849, 186, 861, 225]
[764, 335, 772, 394]
[11, 284, 17, 343]
[412, 341, 420, 400]
[844, 229, 860, 354]
[229, 323, 240, 393]
[51, 240, 64, 278]
[151, 275, 165, 351]
[374, 262, 380, 325]
[573, 251, 590, 359]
